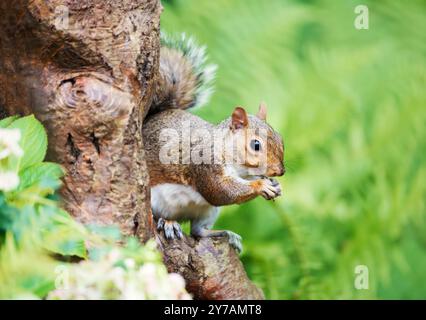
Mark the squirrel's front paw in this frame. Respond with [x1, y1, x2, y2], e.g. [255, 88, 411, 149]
[157, 218, 183, 240]
[259, 178, 282, 200]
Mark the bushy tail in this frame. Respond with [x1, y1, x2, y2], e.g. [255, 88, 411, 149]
[150, 33, 217, 114]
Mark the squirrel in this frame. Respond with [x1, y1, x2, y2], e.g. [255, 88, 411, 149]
[143, 34, 285, 253]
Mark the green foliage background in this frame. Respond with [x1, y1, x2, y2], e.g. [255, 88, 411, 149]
[161, 0, 426, 299]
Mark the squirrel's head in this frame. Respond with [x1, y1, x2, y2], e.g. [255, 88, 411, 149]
[224, 103, 285, 177]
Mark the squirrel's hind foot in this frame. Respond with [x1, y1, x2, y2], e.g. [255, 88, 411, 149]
[157, 218, 183, 240]
[192, 229, 243, 254]
[223, 230, 243, 254]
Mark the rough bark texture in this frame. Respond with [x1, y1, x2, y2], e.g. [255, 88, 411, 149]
[0, 0, 160, 240]
[0, 0, 263, 300]
[157, 233, 264, 300]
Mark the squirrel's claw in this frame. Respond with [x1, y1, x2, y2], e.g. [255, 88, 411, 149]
[157, 217, 165, 231]
[157, 218, 183, 240]
[225, 230, 243, 254]
[260, 178, 282, 200]
[174, 223, 184, 239]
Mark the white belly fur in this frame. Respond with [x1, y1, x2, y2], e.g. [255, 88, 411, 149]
[151, 183, 213, 221]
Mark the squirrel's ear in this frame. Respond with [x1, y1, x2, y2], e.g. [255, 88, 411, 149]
[256, 102, 267, 121]
[231, 107, 248, 130]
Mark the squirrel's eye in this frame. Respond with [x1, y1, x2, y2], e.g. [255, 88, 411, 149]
[250, 139, 261, 152]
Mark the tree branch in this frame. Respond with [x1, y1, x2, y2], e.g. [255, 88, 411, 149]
[157, 232, 264, 300]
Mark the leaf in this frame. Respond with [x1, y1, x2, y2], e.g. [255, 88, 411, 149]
[47, 238, 87, 259]
[43, 227, 87, 259]
[88, 246, 111, 262]
[42, 209, 88, 259]
[20, 275, 55, 299]
[0, 116, 18, 128]
[8, 115, 47, 171]
[19, 162, 64, 191]
[87, 224, 122, 241]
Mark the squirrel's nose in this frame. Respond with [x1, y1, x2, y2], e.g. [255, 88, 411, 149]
[277, 165, 285, 176]
[269, 164, 285, 177]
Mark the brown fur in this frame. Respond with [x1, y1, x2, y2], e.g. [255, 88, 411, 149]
[143, 106, 285, 207]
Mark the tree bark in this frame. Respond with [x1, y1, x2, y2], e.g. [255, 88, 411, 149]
[0, 0, 160, 241]
[0, 0, 263, 300]
[157, 233, 264, 300]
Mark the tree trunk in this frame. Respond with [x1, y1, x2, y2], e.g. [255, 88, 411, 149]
[0, 0, 160, 240]
[0, 0, 263, 300]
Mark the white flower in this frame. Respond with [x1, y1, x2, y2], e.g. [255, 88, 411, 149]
[107, 249, 121, 262]
[47, 243, 192, 300]
[0, 128, 24, 160]
[124, 258, 136, 270]
[0, 171, 20, 192]
[168, 273, 192, 300]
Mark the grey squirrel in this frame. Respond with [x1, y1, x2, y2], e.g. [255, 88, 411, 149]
[143, 34, 285, 253]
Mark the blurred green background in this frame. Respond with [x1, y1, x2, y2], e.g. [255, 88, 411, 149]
[161, 0, 426, 299]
